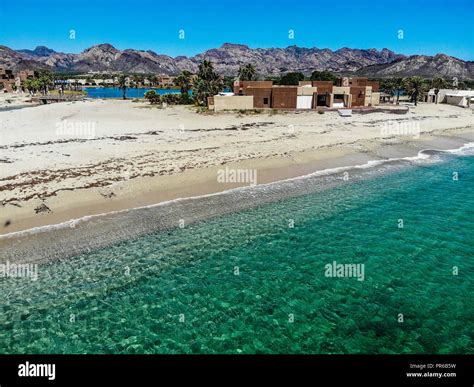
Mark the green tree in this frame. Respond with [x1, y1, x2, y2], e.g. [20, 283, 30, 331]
[148, 75, 157, 87]
[279, 72, 305, 85]
[192, 60, 223, 106]
[37, 71, 53, 95]
[457, 81, 467, 90]
[380, 79, 395, 103]
[198, 60, 215, 81]
[404, 76, 426, 106]
[432, 77, 446, 91]
[144, 90, 161, 104]
[175, 70, 193, 95]
[309, 70, 337, 83]
[393, 77, 405, 104]
[431, 77, 447, 103]
[24, 78, 40, 94]
[238, 64, 257, 81]
[223, 76, 235, 92]
[117, 74, 127, 99]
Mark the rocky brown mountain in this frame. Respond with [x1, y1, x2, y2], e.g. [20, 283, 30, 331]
[1, 43, 472, 79]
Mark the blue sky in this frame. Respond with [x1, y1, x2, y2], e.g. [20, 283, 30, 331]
[1, 0, 473, 60]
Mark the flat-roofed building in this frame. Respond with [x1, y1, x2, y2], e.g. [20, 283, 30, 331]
[234, 80, 273, 95]
[332, 86, 352, 108]
[297, 85, 318, 109]
[444, 90, 474, 108]
[350, 86, 367, 107]
[272, 86, 298, 109]
[210, 94, 254, 111]
[211, 77, 379, 111]
[0, 68, 15, 92]
[15, 70, 39, 89]
[426, 88, 474, 107]
[244, 86, 273, 108]
[158, 75, 176, 88]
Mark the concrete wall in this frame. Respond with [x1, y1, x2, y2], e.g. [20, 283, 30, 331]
[296, 95, 313, 109]
[436, 89, 456, 104]
[332, 86, 350, 95]
[446, 95, 471, 108]
[371, 92, 381, 106]
[367, 81, 379, 92]
[297, 86, 317, 96]
[312, 81, 333, 90]
[350, 86, 367, 107]
[234, 81, 273, 95]
[213, 95, 254, 111]
[245, 87, 272, 108]
[272, 87, 297, 109]
[364, 86, 373, 106]
[329, 86, 350, 107]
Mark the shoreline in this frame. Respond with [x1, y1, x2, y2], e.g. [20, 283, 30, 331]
[1, 137, 473, 265]
[1, 132, 473, 248]
[1, 99, 474, 239]
[2, 128, 474, 238]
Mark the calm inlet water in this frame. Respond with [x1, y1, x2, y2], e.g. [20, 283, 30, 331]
[83, 87, 180, 99]
[0, 150, 473, 354]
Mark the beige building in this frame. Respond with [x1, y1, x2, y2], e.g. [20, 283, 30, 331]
[209, 94, 254, 111]
[158, 75, 176, 88]
[426, 88, 474, 107]
[211, 77, 380, 111]
[445, 91, 474, 108]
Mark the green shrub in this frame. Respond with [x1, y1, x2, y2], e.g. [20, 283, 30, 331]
[144, 90, 161, 104]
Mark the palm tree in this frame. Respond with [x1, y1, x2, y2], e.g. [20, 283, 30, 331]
[24, 78, 40, 95]
[238, 64, 256, 81]
[380, 79, 395, 103]
[117, 74, 127, 99]
[37, 71, 53, 95]
[192, 61, 223, 106]
[393, 77, 405, 104]
[175, 71, 193, 95]
[431, 77, 446, 103]
[198, 60, 215, 81]
[404, 76, 425, 106]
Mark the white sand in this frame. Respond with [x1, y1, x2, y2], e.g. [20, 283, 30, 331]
[1, 99, 473, 234]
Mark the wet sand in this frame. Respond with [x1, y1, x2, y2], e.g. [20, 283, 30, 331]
[1, 99, 473, 237]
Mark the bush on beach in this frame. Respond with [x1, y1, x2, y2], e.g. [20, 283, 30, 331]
[144, 90, 193, 106]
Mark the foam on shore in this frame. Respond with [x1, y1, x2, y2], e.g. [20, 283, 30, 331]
[1, 142, 473, 264]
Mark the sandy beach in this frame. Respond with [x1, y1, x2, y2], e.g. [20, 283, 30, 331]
[1, 97, 473, 236]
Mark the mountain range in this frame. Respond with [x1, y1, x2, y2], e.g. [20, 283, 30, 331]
[1, 43, 473, 79]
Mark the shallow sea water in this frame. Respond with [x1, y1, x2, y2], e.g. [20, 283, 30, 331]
[0, 150, 473, 354]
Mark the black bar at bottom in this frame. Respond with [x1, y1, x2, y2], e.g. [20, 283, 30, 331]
[0, 355, 472, 386]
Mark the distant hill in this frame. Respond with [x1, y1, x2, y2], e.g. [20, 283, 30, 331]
[1, 43, 472, 80]
[355, 54, 474, 80]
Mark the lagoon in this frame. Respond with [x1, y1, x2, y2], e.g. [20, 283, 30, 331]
[83, 87, 181, 99]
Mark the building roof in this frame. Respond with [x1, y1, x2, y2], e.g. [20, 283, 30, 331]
[445, 90, 474, 97]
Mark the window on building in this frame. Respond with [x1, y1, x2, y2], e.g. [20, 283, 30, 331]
[263, 98, 269, 105]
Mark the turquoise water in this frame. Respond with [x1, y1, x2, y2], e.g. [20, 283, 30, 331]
[84, 87, 180, 99]
[0, 152, 473, 354]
